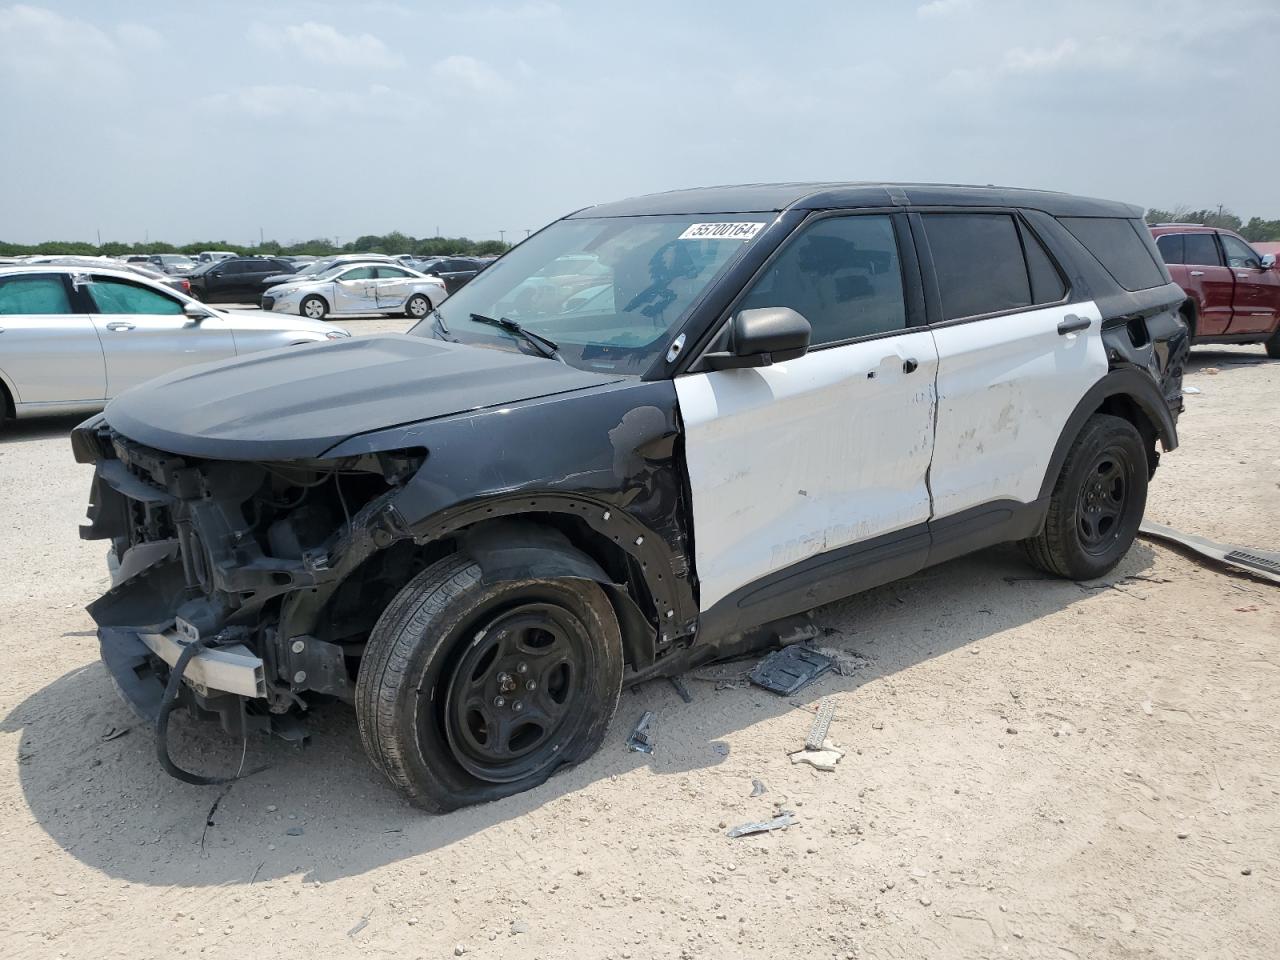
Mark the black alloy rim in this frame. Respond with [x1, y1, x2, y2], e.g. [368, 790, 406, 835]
[1077, 445, 1132, 555]
[440, 602, 591, 783]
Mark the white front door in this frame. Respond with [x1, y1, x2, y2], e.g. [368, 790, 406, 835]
[916, 212, 1108, 516]
[332, 266, 379, 313]
[675, 213, 939, 611]
[85, 275, 236, 397]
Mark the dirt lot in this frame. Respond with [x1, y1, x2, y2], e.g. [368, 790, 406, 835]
[1, 329, 1277, 960]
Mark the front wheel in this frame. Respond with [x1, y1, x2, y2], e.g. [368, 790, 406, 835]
[404, 293, 432, 320]
[300, 295, 328, 320]
[355, 555, 624, 811]
[1265, 328, 1280, 359]
[1023, 414, 1148, 580]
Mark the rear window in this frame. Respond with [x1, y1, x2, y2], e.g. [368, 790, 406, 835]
[1183, 233, 1221, 267]
[0, 274, 72, 315]
[1058, 217, 1166, 291]
[1155, 233, 1183, 264]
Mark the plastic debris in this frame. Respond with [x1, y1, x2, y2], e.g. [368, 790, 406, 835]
[726, 811, 797, 838]
[749, 645, 834, 696]
[668, 676, 694, 703]
[750, 779, 768, 797]
[790, 740, 845, 772]
[805, 697, 837, 751]
[626, 711, 656, 754]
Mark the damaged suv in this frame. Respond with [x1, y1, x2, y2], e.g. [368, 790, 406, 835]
[75, 183, 1188, 810]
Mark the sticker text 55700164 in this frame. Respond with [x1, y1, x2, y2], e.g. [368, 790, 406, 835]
[678, 222, 765, 241]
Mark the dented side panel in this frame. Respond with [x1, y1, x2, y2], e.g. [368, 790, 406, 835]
[674, 329, 940, 611]
[928, 299, 1107, 518]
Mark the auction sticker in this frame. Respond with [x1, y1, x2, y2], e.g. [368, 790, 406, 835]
[678, 222, 765, 241]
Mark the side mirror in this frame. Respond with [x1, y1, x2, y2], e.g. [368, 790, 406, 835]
[182, 302, 210, 325]
[1262, 253, 1277, 270]
[704, 307, 811, 370]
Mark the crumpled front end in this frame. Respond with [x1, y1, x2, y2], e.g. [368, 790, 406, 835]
[73, 414, 425, 747]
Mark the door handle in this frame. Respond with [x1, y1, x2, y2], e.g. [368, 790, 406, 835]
[1057, 314, 1091, 336]
[105, 321, 136, 331]
[902, 358, 919, 374]
[1189, 270, 1205, 277]
[1237, 273, 1250, 279]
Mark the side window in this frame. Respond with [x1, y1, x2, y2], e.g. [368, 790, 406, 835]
[738, 215, 907, 346]
[219, 261, 246, 275]
[1155, 234, 1184, 265]
[339, 266, 377, 281]
[0, 275, 73, 315]
[1020, 221, 1067, 304]
[1182, 233, 1221, 267]
[87, 278, 183, 315]
[1057, 217, 1166, 291]
[921, 213, 1031, 320]
[376, 266, 410, 279]
[1220, 235, 1262, 270]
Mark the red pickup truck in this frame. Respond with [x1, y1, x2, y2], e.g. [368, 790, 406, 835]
[1148, 224, 1280, 357]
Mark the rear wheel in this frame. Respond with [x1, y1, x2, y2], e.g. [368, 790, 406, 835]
[404, 293, 432, 320]
[1265, 329, 1280, 359]
[355, 555, 624, 811]
[300, 295, 328, 320]
[1023, 414, 1148, 580]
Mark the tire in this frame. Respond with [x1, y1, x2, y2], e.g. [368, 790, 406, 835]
[355, 554, 624, 811]
[1265, 329, 1280, 359]
[404, 293, 432, 320]
[1022, 414, 1149, 580]
[300, 295, 328, 320]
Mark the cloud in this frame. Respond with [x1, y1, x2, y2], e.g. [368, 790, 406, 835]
[431, 55, 510, 95]
[917, 0, 973, 18]
[0, 4, 121, 84]
[1003, 38, 1079, 73]
[200, 83, 417, 124]
[115, 22, 163, 51]
[248, 20, 403, 69]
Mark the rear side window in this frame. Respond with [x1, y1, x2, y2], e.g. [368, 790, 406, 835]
[1058, 217, 1166, 291]
[1021, 222, 1067, 304]
[922, 214, 1030, 320]
[0, 275, 72, 314]
[1155, 234, 1184, 264]
[1183, 234, 1221, 267]
[738, 214, 907, 346]
[88, 278, 184, 315]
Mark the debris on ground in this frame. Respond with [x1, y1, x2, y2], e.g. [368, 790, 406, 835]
[668, 676, 694, 703]
[1184, 386, 1202, 394]
[1139, 520, 1280, 585]
[626, 711, 656, 754]
[347, 917, 370, 938]
[805, 697, 837, 751]
[749, 645, 834, 695]
[726, 811, 798, 838]
[750, 779, 768, 797]
[813, 647, 869, 676]
[100, 726, 130, 742]
[790, 741, 845, 771]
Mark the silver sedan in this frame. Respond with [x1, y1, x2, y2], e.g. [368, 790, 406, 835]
[0, 265, 349, 423]
[262, 263, 448, 321]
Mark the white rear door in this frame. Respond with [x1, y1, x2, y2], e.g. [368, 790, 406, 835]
[916, 212, 1107, 516]
[0, 272, 105, 404]
[675, 214, 939, 611]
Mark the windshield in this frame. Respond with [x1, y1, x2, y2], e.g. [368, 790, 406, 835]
[409, 214, 769, 374]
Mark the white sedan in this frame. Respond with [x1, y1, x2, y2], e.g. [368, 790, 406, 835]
[0, 265, 348, 424]
[261, 263, 448, 320]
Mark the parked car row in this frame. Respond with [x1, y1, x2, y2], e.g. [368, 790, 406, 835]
[0, 264, 348, 423]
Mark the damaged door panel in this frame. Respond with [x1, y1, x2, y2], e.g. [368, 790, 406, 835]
[74, 182, 1189, 810]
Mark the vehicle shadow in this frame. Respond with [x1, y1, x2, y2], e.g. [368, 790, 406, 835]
[2, 541, 1160, 887]
[0, 413, 84, 446]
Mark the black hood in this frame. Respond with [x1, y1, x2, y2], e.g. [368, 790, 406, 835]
[104, 335, 623, 461]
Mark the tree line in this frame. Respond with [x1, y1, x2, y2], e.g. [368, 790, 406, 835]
[0, 231, 511, 259]
[1144, 208, 1280, 242]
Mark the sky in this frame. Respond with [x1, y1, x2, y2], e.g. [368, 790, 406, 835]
[1, 0, 1278, 246]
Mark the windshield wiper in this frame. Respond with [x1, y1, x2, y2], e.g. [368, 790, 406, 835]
[469, 313, 563, 362]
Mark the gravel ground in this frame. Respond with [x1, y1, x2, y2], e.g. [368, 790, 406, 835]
[0, 339, 1276, 960]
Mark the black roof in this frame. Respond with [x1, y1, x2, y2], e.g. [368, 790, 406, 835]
[569, 182, 1142, 219]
